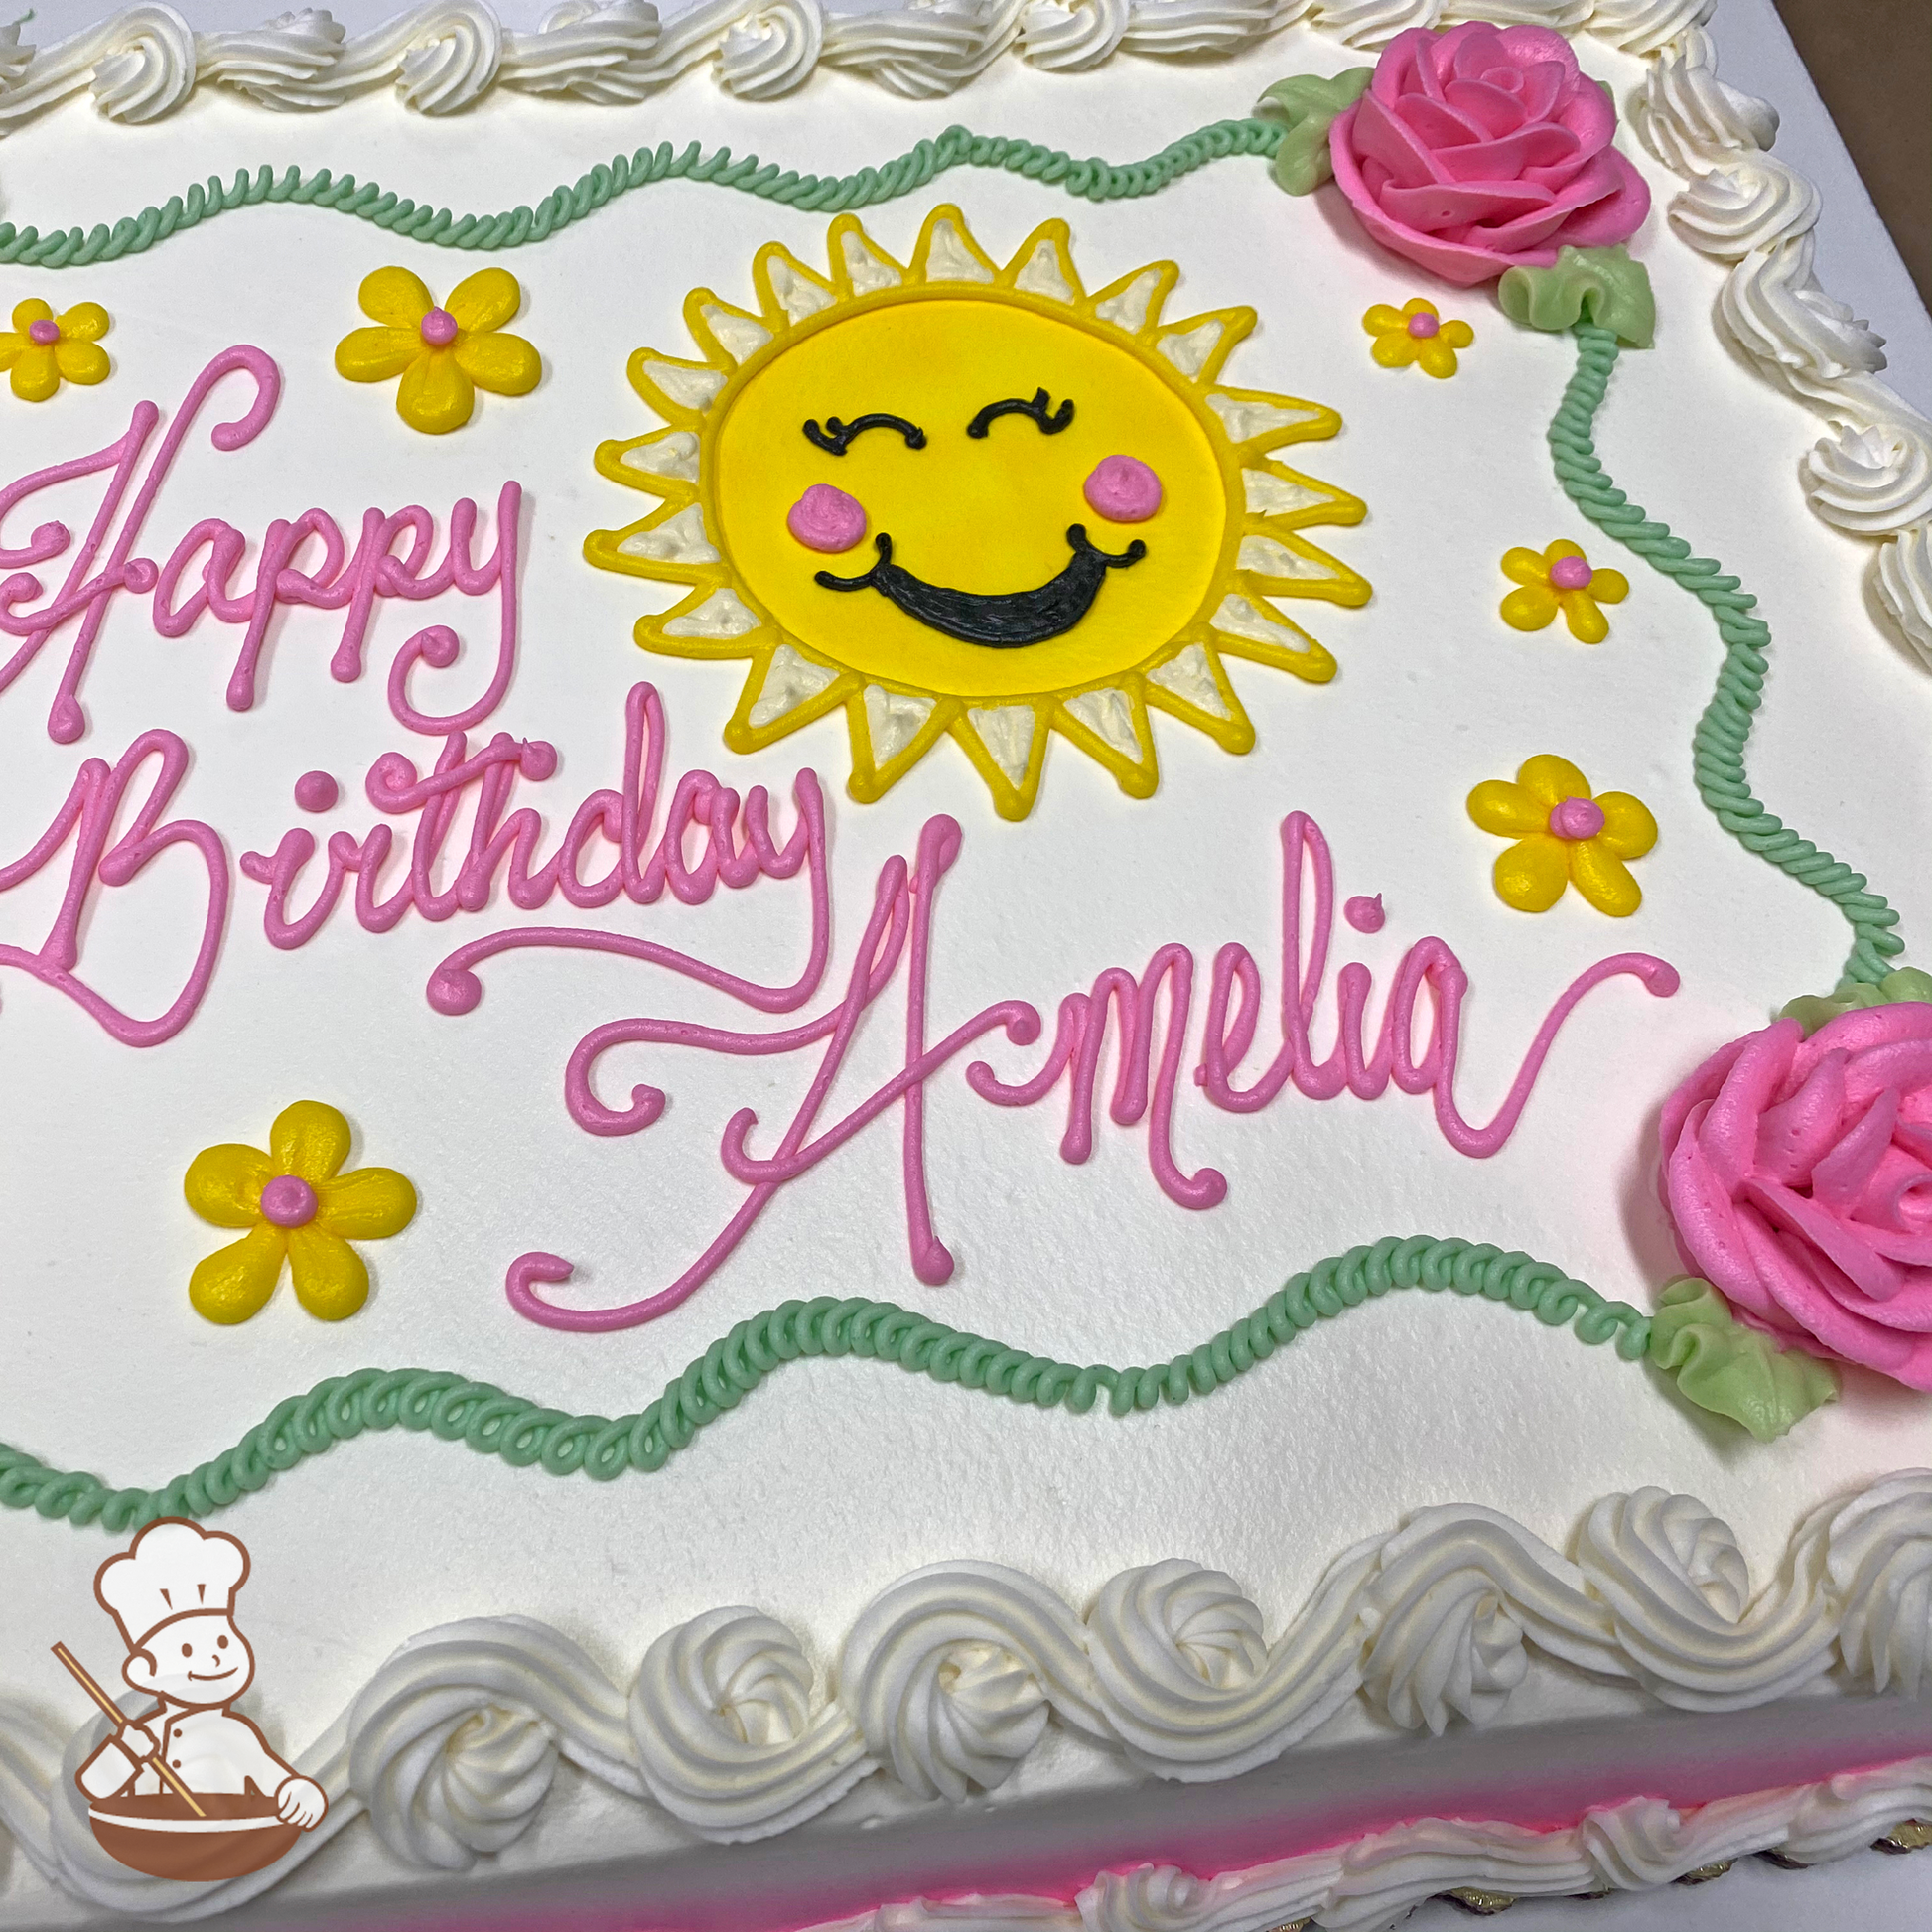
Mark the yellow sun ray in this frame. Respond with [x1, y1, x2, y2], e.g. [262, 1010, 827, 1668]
[588, 205, 1369, 822]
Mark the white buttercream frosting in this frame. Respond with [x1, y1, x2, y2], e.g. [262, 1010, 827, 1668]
[1584, 0, 1712, 53]
[629, 1605, 876, 1839]
[347, 1616, 639, 1870]
[1573, 1488, 1838, 1710]
[1307, 0, 1443, 48]
[839, 1560, 1108, 1800]
[1822, 1468, 1932, 1697]
[1670, 152, 1820, 259]
[1634, 26, 1778, 178]
[1876, 523, 1932, 668]
[1017, 0, 1132, 71]
[1804, 423, 1932, 538]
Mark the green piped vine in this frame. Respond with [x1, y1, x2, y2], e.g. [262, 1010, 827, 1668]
[0, 119, 1283, 270]
[1549, 321, 1905, 987]
[3, 1236, 1654, 1533]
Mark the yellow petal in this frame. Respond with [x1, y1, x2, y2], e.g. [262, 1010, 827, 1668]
[270, 1099, 352, 1183]
[1501, 547, 1551, 587]
[1441, 320, 1474, 348]
[1401, 298, 1439, 321]
[1500, 584, 1558, 630]
[1594, 790, 1658, 859]
[1590, 567, 1629, 605]
[190, 1222, 287, 1325]
[10, 298, 52, 332]
[185, 1143, 273, 1228]
[54, 340, 108, 385]
[1417, 339, 1459, 379]
[1467, 779, 1550, 838]
[397, 347, 475, 434]
[358, 265, 434, 329]
[453, 329, 540, 396]
[286, 1225, 369, 1321]
[0, 334, 24, 370]
[1559, 589, 1609, 643]
[10, 345, 60, 402]
[316, 1166, 417, 1240]
[445, 266, 522, 335]
[1494, 833, 1571, 913]
[57, 302, 109, 343]
[1544, 539, 1587, 566]
[1363, 304, 1407, 336]
[335, 326, 422, 383]
[1517, 754, 1593, 808]
[1570, 837, 1643, 916]
[1370, 331, 1419, 368]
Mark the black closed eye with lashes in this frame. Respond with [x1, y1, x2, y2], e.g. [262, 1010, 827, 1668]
[802, 412, 927, 456]
[966, 389, 1075, 439]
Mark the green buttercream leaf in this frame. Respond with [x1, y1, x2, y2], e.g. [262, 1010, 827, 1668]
[1782, 966, 1932, 1035]
[1647, 1278, 1839, 1442]
[1254, 69, 1373, 196]
[1497, 245, 1656, 348]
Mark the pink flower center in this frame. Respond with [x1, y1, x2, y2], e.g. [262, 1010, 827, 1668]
[419, 308, 459, 346]
[1548, 795, 1605, 841]
[1549, 555, 1594, 591]
[28, 319, 60, 346]
[260, 1174, 319, 1228]
[1406, 312, 1440, 340]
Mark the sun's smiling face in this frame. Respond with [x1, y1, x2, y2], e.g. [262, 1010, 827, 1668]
[589, 207, 1368, 820]
[713, 296, 1224, 698]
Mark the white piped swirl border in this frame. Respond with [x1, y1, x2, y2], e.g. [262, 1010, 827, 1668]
[0, 1474, 1925, 1919]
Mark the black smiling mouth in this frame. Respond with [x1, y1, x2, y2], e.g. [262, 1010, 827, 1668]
[813, 525, 1147, 648]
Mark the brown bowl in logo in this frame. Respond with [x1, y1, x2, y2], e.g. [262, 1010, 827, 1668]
[87, 1792, 301, 1881]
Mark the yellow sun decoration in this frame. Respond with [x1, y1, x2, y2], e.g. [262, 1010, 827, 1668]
[588, 206, 1369, 820]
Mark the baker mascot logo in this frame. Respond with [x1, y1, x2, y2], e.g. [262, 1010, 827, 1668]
[62, 1518, 326, 1881]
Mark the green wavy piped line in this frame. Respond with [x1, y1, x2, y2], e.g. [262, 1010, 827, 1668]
[0, 119, 1282, 270]
[1, 1237, 1650, 1534]
[1549, 322, 1905, 986]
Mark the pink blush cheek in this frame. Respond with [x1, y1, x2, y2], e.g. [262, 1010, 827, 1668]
[1083, 455, 1163, 524]
[786, 483, 868, 554]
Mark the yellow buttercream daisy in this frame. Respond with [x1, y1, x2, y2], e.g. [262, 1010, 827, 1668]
[1361, 298, 1473, 379]
[1500, 539, 1628, 643]
[1, 299, 111, 402]
[184, 1100, 417, 1323]
[335, 265, 540, 435]
[1467, 755, 1657, 917]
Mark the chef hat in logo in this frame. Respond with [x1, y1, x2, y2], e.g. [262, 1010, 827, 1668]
[94, 1518, 251, 1652]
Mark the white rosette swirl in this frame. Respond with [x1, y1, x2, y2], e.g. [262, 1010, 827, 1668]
[1633, 27, 1777, 179]
[499, 1, 665, 101]
[1671, 152, 1820, 260]
[1818, 1467, 1932, 1697]
[296, 0, 504, 112]
[1586, 0, 1713, 55]
[197, 10, 346, 106]
[1308, 0, 1444, 48]
[1082, 1552, 1370, 1780]
[1877, 523, 1932, 667]
[821, 0, 1016, 98]
[1443, 0, 1590, 28]
[838, 1560, 1110, 1801]
[347, 1615, 637, 1870]
[0, 2, 200, 130]
[1719, 234, 1889, 410]
[1017, 0, 1130, 70]
[715, 0, 823, 97]
[1574, 1489, 1837, 1710]
[1356, 1507, 1624, 1734]
[1803, 424, 1932, 537]
[630, 1606, 873, 1839]
[1119, 0, 1305, 58]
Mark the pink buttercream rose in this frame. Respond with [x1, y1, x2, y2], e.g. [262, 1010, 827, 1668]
[1658, 1004, 1932, 1390]
[1328, 23, 1651, 288]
